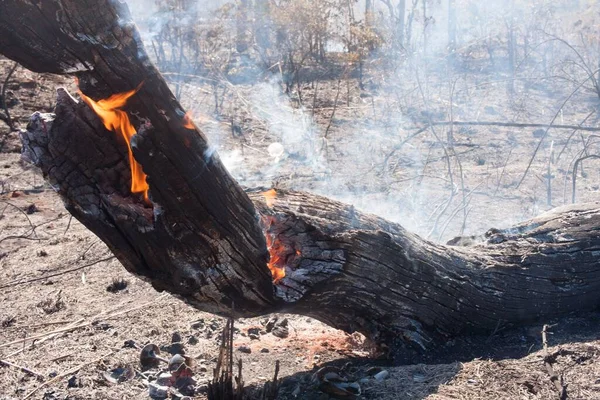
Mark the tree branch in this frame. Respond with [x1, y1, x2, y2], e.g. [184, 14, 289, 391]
[414, 120, 600, 133]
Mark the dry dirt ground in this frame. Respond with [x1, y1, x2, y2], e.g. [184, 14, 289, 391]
[2, 62, 600, 400]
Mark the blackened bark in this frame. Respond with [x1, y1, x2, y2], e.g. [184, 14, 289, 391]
[253, 191, 600, 347]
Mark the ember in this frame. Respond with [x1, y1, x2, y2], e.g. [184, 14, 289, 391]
[78, 84, 150, 204]
[183, 111, 195, 129]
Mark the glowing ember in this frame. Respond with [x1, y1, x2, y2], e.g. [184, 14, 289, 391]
[78, 85, 149, 204]
[183, 111, 195, 129]
[262, 189, 277, 208]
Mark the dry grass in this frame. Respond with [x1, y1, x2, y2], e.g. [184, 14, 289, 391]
[430, 343, 600, 399]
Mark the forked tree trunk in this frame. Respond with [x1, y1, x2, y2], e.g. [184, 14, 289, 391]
[2, 0, 600, 349]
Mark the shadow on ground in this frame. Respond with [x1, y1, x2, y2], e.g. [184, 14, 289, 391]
[247, 311, 600, 399]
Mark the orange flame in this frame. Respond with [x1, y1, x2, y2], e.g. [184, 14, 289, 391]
[262, 215, 286, 283]
[266, 231, 286, 283]
[262, 189, 277, 208]
[183, 111, 195, 129]
[262, 214, 304, 284]
[78, 86, 149, 204]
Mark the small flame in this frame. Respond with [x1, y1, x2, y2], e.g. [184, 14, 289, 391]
[266, 231, 286, 283]
[78, 85, 149, 204]
[262, 189, 277, 208]
[183, 111, 195, 129]
[262, 215, 286, 283]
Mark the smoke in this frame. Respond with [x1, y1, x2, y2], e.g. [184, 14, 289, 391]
[125, 0, 600, 242]
[247, 79, 324, 169]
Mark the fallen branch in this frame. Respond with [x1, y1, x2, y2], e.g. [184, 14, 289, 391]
[13, 320, 77, 330]
[414, 120, 600, 133]
[0, 200, 39, 241]
[0, 358, 44, 378]
[0, 318, 86, 351]
[0, 255, 116, 289]
[23, 350, 117, 400]
[0, 206, 67, 246]
[0, 318, 85, 361]
[0, 294, 168, 351]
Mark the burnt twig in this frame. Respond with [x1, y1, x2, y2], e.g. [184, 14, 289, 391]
[22, 350, 117, 399]
[556, 109, 596, 162]
[0, 359, 44, 378]
[257, 360, 281, 400]
[208, 317, 244, 400]
[0, 256, 115, 289]
[542, 324, 568, 400]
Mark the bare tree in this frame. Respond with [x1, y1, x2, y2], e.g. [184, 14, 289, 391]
[379, 0, 406, 50]
[397, 0, 406, 49]
[448, 0, 456, 63]
[254, 0, 271, 58]
[365, 0, 375, 28]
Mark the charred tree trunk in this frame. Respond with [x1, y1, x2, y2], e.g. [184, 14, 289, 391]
[447, 0, 456, 65]
[254, 0, 271, 55]
[236, 0, 250, 53]
[2, 0, 600, 350]
[397, 0, 406, 50]
[365, 0, 375, 29]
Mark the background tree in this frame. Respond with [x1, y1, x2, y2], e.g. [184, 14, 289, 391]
[235, 0, 250, 53]
[447, 0, 456, 64]
[0, 61, 18, 141]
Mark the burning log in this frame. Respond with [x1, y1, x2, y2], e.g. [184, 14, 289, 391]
[1, 0, 274, 317]
[2, 0, 600, 350]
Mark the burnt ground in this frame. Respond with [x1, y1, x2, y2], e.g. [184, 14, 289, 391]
[2, 60, 600, 400]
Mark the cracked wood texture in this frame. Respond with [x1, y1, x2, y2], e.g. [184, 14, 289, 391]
[3, 0, 600, 349]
